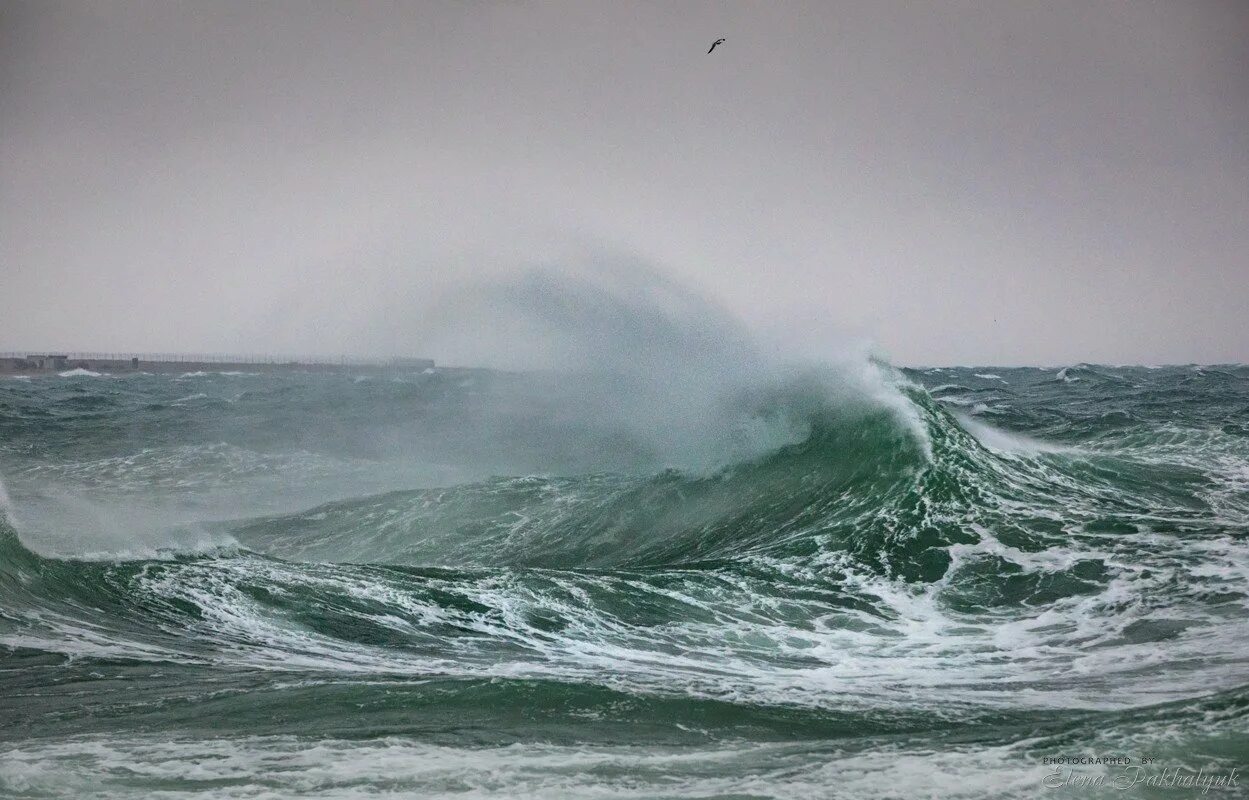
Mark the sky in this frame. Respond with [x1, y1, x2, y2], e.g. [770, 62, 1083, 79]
[2, 0, 1247, 367]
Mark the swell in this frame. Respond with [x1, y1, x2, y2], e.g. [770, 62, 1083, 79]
[0, 390, 940, 690]
[4, 374, 1243, 589]
[225, 381, 1248, 578]
[229, 398, 931, 571]
[3, 373, 1248, 721]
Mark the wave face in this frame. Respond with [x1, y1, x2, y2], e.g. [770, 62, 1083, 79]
[2, 364, 1248, 798]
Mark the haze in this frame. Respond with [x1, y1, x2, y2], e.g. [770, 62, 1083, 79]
[3, 0, 1247, 366]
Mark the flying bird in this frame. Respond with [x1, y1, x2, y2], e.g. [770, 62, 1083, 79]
[707, 38, 725, 54]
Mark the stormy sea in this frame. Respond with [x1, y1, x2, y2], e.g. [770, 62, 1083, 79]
[1, 362, 1246, 798]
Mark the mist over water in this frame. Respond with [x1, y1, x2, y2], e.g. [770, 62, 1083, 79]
[411, 258, 910, 472]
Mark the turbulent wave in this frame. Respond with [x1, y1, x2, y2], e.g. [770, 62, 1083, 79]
[2, 364, 1248, 798]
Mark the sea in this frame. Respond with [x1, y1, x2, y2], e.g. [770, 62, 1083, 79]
[1, 363, 1246, 798]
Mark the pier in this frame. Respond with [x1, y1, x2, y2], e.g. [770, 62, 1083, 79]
[0, 352, 434, 376]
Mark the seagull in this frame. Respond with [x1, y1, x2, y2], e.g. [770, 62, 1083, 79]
[707, 38, 725, 54]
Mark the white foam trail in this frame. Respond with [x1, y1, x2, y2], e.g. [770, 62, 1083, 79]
[956, 414, 1071, 454]
[0, 474, 14, 527]
[0, 735, 1045, 800]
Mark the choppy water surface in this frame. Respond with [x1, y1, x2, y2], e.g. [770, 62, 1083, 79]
[1, 364, 1247, 798]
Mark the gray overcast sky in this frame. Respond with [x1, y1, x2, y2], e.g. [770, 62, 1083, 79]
[2, 0, 1247, 366]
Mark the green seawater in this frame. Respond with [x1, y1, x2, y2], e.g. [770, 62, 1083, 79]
[0, 364, 1246, 798]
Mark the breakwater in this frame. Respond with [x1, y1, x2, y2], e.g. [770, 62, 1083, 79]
[0, 352, 433, 376]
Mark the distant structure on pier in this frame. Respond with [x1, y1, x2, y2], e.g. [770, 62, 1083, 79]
[21, 354, 69, 371]
[389, 357, 437, 369]
[0, 352, 434, 375]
